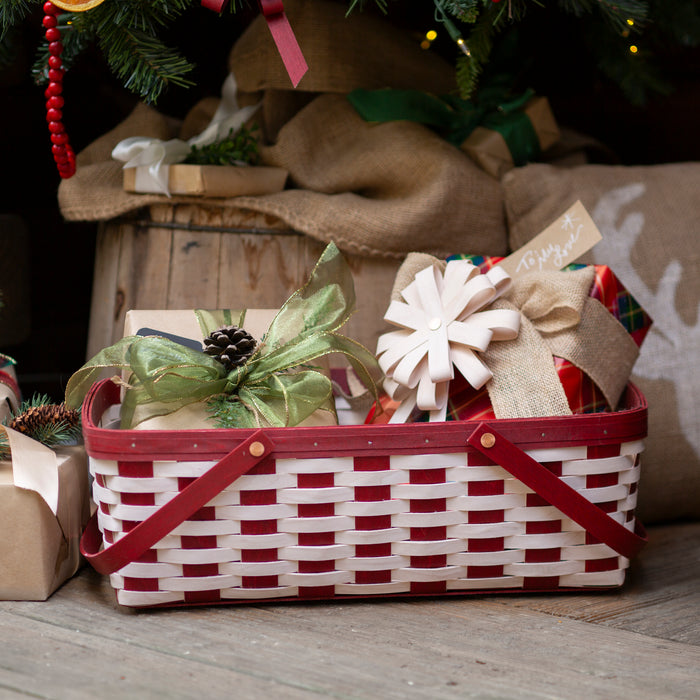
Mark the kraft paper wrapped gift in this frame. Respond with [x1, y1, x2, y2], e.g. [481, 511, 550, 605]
[122, 164, 288, 198]
[460, 96, 560, 179]
[0, 429, 91, 600]
[121, 309, 337, 429]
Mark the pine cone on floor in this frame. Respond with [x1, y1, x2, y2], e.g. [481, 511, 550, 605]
[203, 325, 258, 372]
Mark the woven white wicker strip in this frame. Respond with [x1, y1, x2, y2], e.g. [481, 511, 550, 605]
[505, 531, 586, 549]
[618, 464, 641, 485]
[446, 465, 510, 482]
[279, 515, 353, 533]
[446, 576, 525, 590]
[196, 489, 242, 507]
[449, 494, 525, 510]
[160, 574, 243, 592]
[116, 589, 184, 607]
[234, 473, 296, 490]
[559, 570, 625, 587]
[391, 453, 469, 469]
[562, 454, 635, 476]
[158, 547, 242, 565]
[560, 475, 586, 490]
[215, 504, 296, 519]
[220, 561, 295, 576]
[118, 561, 183, 578]
[336, 527, 410, 545]
[620, 440, 644, 456]
[394, 566, 466, 582]
[504, 560, 582, 577]
[108, 503, 166, 520]
[278, 544, 353, 561]
[275, 456, 353, 474]
[278, 570, 353, 587]
[447, 521, 524, 539]
[501, 480, 536, 495]
[335, 582, 411, 595]
[91, 482, 120, 504]
[221, 586, 299, 600]
[393, 510, 465, 528]
[95, 510, 124, 533]
[523, 445, 588, 462]
[336, 499, 407, 516]
[336, 555, 410, 571]
[393, 539, 465, 556]
[506, 506, 562, 521]
[152, 460, 217, 477]
[578, 484, 631, 502]
[277, 486, 353, 504]
[169, 519, 241, 536]
[392, 482, 465, 499]
[89, 457, 120, 476]
[104, 475, 179, 493]
[335, 469, 409, 487]
[618, 494, 638, 512]
[560, 543, 617, 560]
[448, 550, 523, 567]
[218, 533, 294, 549]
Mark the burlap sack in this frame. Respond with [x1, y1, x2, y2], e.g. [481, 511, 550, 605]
[230, 0, 459, 140]
[58, 96, 507, 259]
[502, 161, 700, 524]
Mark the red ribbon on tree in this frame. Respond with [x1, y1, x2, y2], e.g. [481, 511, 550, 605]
[202, 0, 308, 87]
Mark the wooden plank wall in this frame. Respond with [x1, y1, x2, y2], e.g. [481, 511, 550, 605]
[87, 204, 400, 362]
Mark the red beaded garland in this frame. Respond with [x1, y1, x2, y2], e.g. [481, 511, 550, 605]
[43, 1, 75, 178]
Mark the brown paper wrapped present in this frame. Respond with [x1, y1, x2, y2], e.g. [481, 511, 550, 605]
[461, 97, 560, 179]
[0, 429, 91, 600]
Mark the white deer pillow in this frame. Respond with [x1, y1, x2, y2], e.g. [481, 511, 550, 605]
[503, 162, 700, 524]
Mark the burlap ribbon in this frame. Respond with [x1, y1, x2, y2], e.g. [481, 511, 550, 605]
[388, 254, 639, 419]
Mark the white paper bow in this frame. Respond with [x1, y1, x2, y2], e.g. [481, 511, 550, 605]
[376, 259, 520, 423]
[111, 74, 261, 196]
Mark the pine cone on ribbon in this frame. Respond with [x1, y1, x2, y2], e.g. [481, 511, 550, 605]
[203, 325, 258, 372]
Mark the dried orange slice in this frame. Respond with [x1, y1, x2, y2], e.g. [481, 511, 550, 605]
[49, 0, 106, 11]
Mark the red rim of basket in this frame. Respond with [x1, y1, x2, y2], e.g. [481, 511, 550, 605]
[82, 379, 648, 463]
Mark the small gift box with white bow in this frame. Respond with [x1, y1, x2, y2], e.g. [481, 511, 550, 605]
[113, 75, 288, 198]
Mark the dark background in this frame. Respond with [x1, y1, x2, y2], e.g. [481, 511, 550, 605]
[1, 3, 699, 404]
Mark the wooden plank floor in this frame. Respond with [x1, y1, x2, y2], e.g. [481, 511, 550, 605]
[1, 522, 698, 699]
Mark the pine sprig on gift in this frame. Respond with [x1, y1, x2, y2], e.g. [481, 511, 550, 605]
[206, 394, 252, 429]
[0, 394, 82, 460]
[184, 125, 260, 166]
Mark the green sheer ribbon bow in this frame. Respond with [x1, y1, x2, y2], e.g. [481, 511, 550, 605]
[347, 84, 540, 167]
[65, 242, 382, 429]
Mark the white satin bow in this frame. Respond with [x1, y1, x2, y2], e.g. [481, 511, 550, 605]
[376, 259, 521, 423]
[111, 74, 261, 196]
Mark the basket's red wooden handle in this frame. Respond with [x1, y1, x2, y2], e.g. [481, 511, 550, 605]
[80, 430, 275, 574]
[468, 423, 647, 560]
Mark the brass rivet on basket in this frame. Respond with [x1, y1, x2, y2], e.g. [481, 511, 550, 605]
[480, 432, 496, 449]
[249, 441, 265, 457]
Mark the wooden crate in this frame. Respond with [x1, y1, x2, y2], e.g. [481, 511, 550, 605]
[87, 203, 401, 364]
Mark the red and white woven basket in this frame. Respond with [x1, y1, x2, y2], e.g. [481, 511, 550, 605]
[81, 379, 648, 608]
